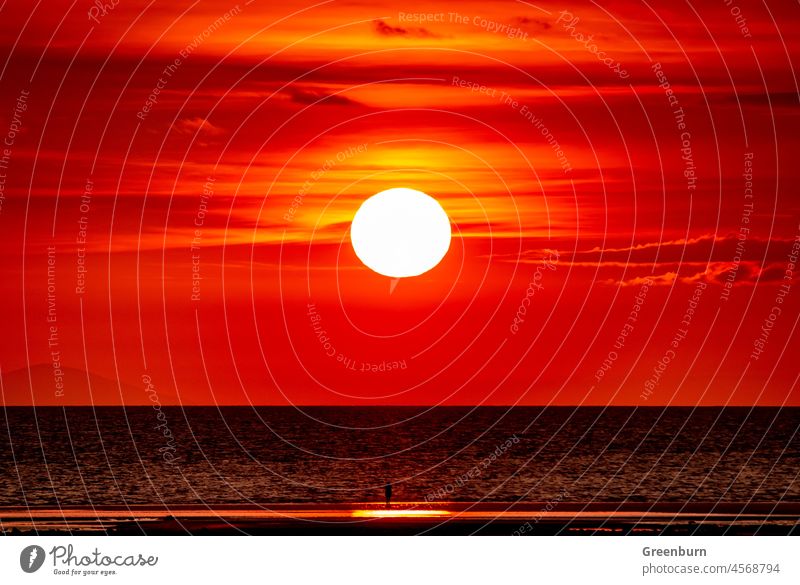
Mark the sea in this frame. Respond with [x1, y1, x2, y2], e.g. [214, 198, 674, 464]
[1, 407, 797, 506]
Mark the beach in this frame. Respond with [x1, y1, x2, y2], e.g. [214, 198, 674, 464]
[2, 501, 797, 536]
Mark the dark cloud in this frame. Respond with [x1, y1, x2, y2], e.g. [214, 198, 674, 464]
[599, 257, 799, 287]
[287, 88, 360, 106]
[514, 16, 552, 30]
[573, 233, 797, 266]
[759, 261, 799, 283]
[494, 234, 800, 288]
[373, 19, 440, 38]
[173, 116, 224, 135]
[735, 91, 800, 109]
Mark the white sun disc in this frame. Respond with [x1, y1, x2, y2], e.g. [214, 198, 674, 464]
[350, 188, 451, 278]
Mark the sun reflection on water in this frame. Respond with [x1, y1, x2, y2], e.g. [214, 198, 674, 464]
[350, 509, 452, 518]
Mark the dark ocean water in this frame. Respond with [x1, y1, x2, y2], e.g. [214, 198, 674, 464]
[0, 407, 798, 506]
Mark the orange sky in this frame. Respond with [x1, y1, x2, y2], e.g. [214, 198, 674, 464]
[0, 0, 798, 406]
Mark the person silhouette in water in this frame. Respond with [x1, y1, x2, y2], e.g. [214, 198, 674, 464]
[384, 482, 392, 508]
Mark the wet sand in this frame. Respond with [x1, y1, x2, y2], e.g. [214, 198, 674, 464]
[1, 502, 797, 535]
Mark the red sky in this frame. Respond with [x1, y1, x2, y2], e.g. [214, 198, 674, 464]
[0, 0, 798, 406]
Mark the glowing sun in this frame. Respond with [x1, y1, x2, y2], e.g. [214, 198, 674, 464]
[350, 188, 451, 278]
